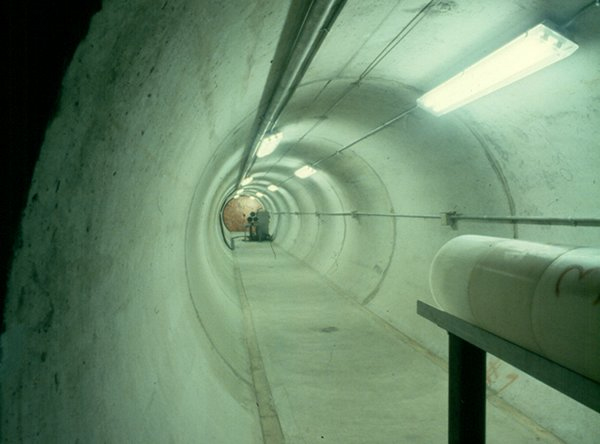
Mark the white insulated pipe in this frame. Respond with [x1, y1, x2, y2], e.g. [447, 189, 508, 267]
[430, 235, 600, 383]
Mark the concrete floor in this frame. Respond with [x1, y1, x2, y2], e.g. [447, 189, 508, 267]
[234, 241, 561, 444]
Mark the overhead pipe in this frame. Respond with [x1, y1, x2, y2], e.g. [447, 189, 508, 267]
[235, 0, 347, 189]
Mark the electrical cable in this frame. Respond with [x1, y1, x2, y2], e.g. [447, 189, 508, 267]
[218, 199, 234, 250]
[256, 1, 438, 183]
[357, 0, 436, 82]
[275, 104, 416, 185]
[562, 0, 600, 29]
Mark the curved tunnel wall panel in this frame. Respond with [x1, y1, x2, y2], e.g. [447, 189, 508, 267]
[277, 180, 320, 258]
[341, 111, 515, 355]
[313, 153, 396, 303]
[271, 188, 298, 244]
[276, 82, 516, 317]
[457, 119, 600, 249]
[186, 146, 252, 379]
[2, 0, 293, 442]
[291, 169, 347, 268]
[268, 149, 394, 303]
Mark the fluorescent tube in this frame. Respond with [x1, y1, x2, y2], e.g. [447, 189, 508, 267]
[267, 184, 279, 192]
[241, 176, 253, 186]
[256, 132, 283, 158]
[417, 23, 578, 116]
[294, 165, 317, 178]
[256, 192, 264, 198]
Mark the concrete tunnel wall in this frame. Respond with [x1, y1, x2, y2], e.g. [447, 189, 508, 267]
[2, 0, 599, 442]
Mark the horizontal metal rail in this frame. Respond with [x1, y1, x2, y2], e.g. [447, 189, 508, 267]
[449, 215, 600, 227]
[273, 211, 438, 219]
[272, 211, 600, 227]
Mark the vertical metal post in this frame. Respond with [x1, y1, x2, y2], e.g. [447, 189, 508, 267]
[448, 333, 486, 444]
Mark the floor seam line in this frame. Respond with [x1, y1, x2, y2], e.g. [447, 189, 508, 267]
[233, 253, 285, 444]
[270, 244, 564, 443]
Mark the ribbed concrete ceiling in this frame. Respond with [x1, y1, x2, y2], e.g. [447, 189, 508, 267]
[243, 0, 599, 227]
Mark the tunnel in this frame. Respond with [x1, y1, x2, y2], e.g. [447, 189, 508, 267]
[2, 1, 600, 443]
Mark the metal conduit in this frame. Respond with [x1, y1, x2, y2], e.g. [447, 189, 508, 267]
[272, 211, 600, 227]
[272, 211, 440, 219]
[276, 105, 416, 186]
[236, 0, 347, 188]
[450, 215, 600, 227]
[312, 106, 416, 168]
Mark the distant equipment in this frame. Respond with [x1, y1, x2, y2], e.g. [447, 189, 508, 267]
[245, 210, 271, 241]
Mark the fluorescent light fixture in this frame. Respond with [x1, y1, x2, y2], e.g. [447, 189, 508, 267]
[249, 196, 256, 200]
[256, 192, 264, 198]
[256, 132, 283, 158]
[267, 184, 279, 192]
[241, 176, 253, 186]
[417, 23, 578, 116]
[294, 165, 317, 179]
[233, 195, 239, 199]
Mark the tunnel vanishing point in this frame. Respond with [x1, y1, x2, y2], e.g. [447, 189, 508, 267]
[2, 1, 600, 443]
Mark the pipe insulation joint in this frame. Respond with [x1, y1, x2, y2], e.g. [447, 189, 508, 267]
[430, 235, 600, 383]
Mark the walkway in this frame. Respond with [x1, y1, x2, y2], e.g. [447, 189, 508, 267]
[234, 241, 559, 444]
